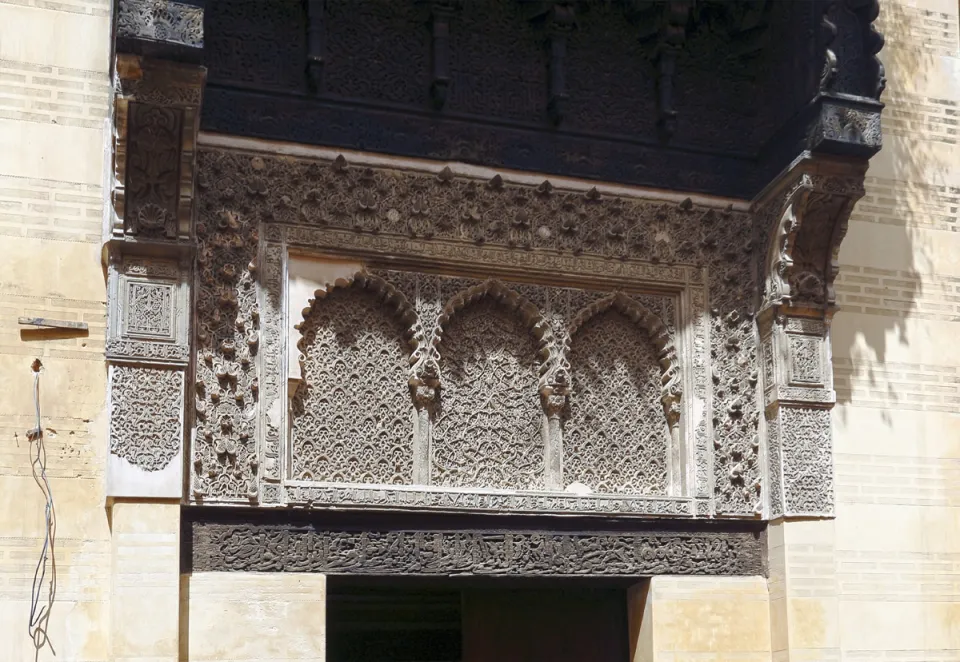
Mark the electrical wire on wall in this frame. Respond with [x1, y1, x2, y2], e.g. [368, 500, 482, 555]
[26, 358, 57, 659]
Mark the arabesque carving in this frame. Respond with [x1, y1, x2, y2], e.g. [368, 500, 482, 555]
[117, 0, 204, 49]
[188, 519, 765, 576]
[273, 263, 687, 501]
[195, 147, 766, 514]
[760, 170, 865, 312]
[109, 365, 183, 471]
[291, 276, 420, 485]
[432, 295, 546, 490]
[756, 157, 862, 518]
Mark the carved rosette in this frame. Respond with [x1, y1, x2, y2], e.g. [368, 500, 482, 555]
[756, 155, 864, 518]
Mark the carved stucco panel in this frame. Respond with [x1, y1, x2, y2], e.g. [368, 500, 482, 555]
[106, 257, 189, 367]
[109, 365, 184, 471]
[291, 283, 416, 485]
[192, 147, 774, 515]
[432, 299, 545, 490]
[563, 310, 669, 495]
[779, 406, 833, 516]
[788, 333, 824, 386]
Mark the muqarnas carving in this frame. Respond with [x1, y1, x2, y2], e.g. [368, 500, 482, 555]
[192, 192, 261, 500]
[109, 365, 184, 471]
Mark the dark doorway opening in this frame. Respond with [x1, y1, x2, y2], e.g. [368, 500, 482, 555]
[327, 577, 632, 662]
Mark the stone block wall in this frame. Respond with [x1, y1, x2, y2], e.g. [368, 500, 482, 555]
[0, 1, 111, 660]
[831, 0, 960, 659]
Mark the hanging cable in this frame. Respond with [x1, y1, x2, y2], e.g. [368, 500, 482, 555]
[27, 359, 57, 658]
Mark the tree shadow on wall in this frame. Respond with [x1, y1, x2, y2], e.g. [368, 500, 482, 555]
[833, 1, 949, 428]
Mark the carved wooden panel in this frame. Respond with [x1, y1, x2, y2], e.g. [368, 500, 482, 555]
[124, 102, 184, 238]
[291, 283, 415, 484]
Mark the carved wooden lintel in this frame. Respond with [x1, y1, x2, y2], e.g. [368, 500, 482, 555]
[185, 512, 766, 577]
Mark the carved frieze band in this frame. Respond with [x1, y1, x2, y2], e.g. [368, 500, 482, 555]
[196, 147, 758, 515]
[187, 520, 765, 576]
[282, 484, 702, 517]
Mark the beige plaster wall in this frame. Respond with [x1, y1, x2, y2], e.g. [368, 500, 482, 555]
[631, 576, 772, 662]
[0, 1, 112, 660]
[829, 0, 960, 660]
[184, 572, 327, 662]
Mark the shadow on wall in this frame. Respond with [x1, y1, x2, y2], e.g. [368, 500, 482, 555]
[832, 0, 952, 426]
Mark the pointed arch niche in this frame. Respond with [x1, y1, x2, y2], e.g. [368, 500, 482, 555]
[430, 280, 552, 491]
[287, 256, 421, 485]
[562, 293, 680, 495]
[280, 253, 700, 515]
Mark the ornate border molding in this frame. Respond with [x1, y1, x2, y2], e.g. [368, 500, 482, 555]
[283, 483, 698, 518]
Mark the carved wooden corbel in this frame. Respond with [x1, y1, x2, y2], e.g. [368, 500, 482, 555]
[111, 55, 206, 242]
[546, 1, 576, 125]
[651, 1, 692, 142]
[759, 160, 865, 317]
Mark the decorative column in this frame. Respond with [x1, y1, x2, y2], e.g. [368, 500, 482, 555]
[756, 154, 867, 662]
[105, 12, 206, 499]
[756, 157, 866, 519]
[105, 3, 205, 662]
